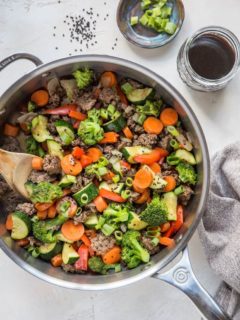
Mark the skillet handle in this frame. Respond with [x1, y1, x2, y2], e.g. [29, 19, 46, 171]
[0, 53, 42, 71]
[152, 247, 231, 320]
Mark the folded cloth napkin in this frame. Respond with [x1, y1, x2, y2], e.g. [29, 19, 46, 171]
[198, 142, 240, 319]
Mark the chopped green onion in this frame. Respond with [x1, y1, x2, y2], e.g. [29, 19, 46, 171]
[151, 237, 160, 246]
[75, 207, 83, 217]
[112, 174, 120, 183]
[126, 177, 133, 187]
[139, 13, 149, 26]
[141, 0, 152, 10]
[146, 230, 160, 237]
[165, 21, 177, 35]
[174, 185, 184, 196]
[130, 16, 139, 26]
[167, 154, 180, 166]
[107, 104, 116, 115]
[100, 108, 108, 120]
[167, 126, 179, 137]
[114, 230, 123, 241]
[170, 139, 180, 150]
[80, 193, 89, 204]
[101, 223, 115, 236]
[121, 82, 133, 95]
[28, 101, 36, 112]
[112, 111, 121, 119]
[121, 189, 132, 199]
[98, 156, 109, 166]
[95, 216, 105, 230]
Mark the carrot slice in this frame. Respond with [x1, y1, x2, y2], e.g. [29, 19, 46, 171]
[122, 126, 133, 139]
[61, 154, 82, 176]
[143, 117, 163, 134]
[68, 110, 87, 121]
[149, 162, 161, 173]
[163, 176, 177, 192]
[134, 148, 169, 165]
[160, 222, 171, 233]
[99, 132, 119, 144]
[37, 210, 48, 220]
[102, 171, 115, 181]
[102, 246, 121, 264]
[86, 147, 103, 162]
[81, 234, 91, 247]
[72, 147, 85, 159]
[32, 157, 43, 171]
[80, 154, 93, 168]
[93, 196, 108, 212]
[100, 71, 117, 88]
[51, 254, 63, 267]
[133, 168, 153, 189]
[31, 89, 49, 107]
[99, 189, 126, 203]
[35, 202, 53, 211]
[5, 214, 13, 230]
[134, 188, 150, 204]
[61, 221, 85, 242]
[3, 123, 19, 137]
[47, 203, 57, 219]
[160, 108, 178, 126]
[159, 236, 175, 247]
[132, 181, 145, 193]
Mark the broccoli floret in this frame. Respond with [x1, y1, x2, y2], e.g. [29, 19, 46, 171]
[176, 162, 197, 185]
[26, 136, 45, 157]
[73, 68, 93, 89]
[85, 156, 109, 179]
[78, 120, 104, 145]
[121, 230, 150, 269]
[25, 181, 63, 204]
[100, 204, 131, 236]
[87, 109, 102, 123]
[88, 256, 121, 274]
[136, 100, 162, 117]
[33, 214, 67, 243]
[140, 196, 168, 226]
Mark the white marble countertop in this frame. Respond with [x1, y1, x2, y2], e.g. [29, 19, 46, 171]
[0, 1, 239, 319]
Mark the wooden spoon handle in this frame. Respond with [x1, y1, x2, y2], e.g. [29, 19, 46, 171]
[0, 149, 20, 190]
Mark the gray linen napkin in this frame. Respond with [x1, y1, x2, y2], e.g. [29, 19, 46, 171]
[198, 142, 240, 319]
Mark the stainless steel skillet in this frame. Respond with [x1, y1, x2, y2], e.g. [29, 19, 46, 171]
[0, 54, 230, 320]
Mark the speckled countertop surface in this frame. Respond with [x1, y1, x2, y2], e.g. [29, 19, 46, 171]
[0, 1, 239, 319]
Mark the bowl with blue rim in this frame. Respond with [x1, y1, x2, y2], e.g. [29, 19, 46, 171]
[117, 0, 185, 48]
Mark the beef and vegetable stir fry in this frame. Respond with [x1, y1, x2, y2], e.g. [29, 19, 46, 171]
[3, 68, 197, 274]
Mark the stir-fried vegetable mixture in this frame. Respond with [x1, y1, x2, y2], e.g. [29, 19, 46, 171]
[4, 68, 197, 274]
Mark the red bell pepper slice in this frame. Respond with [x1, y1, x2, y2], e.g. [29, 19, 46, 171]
[134, 148, 169, 165]
[75, 244, 89, 271]
[43, 104, 77, 115]
[99, 189, 126, 203]
[165, 205, 184, 238]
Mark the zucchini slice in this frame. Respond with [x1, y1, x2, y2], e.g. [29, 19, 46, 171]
[47, 140, 64, 159]
[103, 115, 126, 132]
[31, 115, 52, 143]
[62, 243, 79, 264]
[73, 182, 99, 206]
[99, 182, 124, 194]
[126, 88, 154, 105]
[84, 213, 99, 228]
[121, 146, 151, 163]
[55, 120, 75, 146]
[150, 174, 167, 190]
[59, 175, 77, 188]
[39, 242, 63, 261]
[162, 192, 177, 221]
[175, 149, 196, 165]
[11, 211, 32, 240]
[128, 212, 148, 231]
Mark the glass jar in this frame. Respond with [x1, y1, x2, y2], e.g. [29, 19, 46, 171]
[177, 26, 240, 92]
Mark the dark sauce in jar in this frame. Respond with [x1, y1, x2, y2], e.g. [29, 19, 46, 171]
[188, 34, 236, 80]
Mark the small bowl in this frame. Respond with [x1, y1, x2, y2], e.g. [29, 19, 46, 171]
[117, 0, 185, 49]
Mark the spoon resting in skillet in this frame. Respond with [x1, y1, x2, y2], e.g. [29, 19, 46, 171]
[0, 148, 35, 199]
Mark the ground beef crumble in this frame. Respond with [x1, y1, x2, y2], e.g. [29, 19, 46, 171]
[16, 202, 36, 216]
[43, 155, 61, 175]
[90, 233, 116, 256]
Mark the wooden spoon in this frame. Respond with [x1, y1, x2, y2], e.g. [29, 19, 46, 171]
[0, 149, 35, 198]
